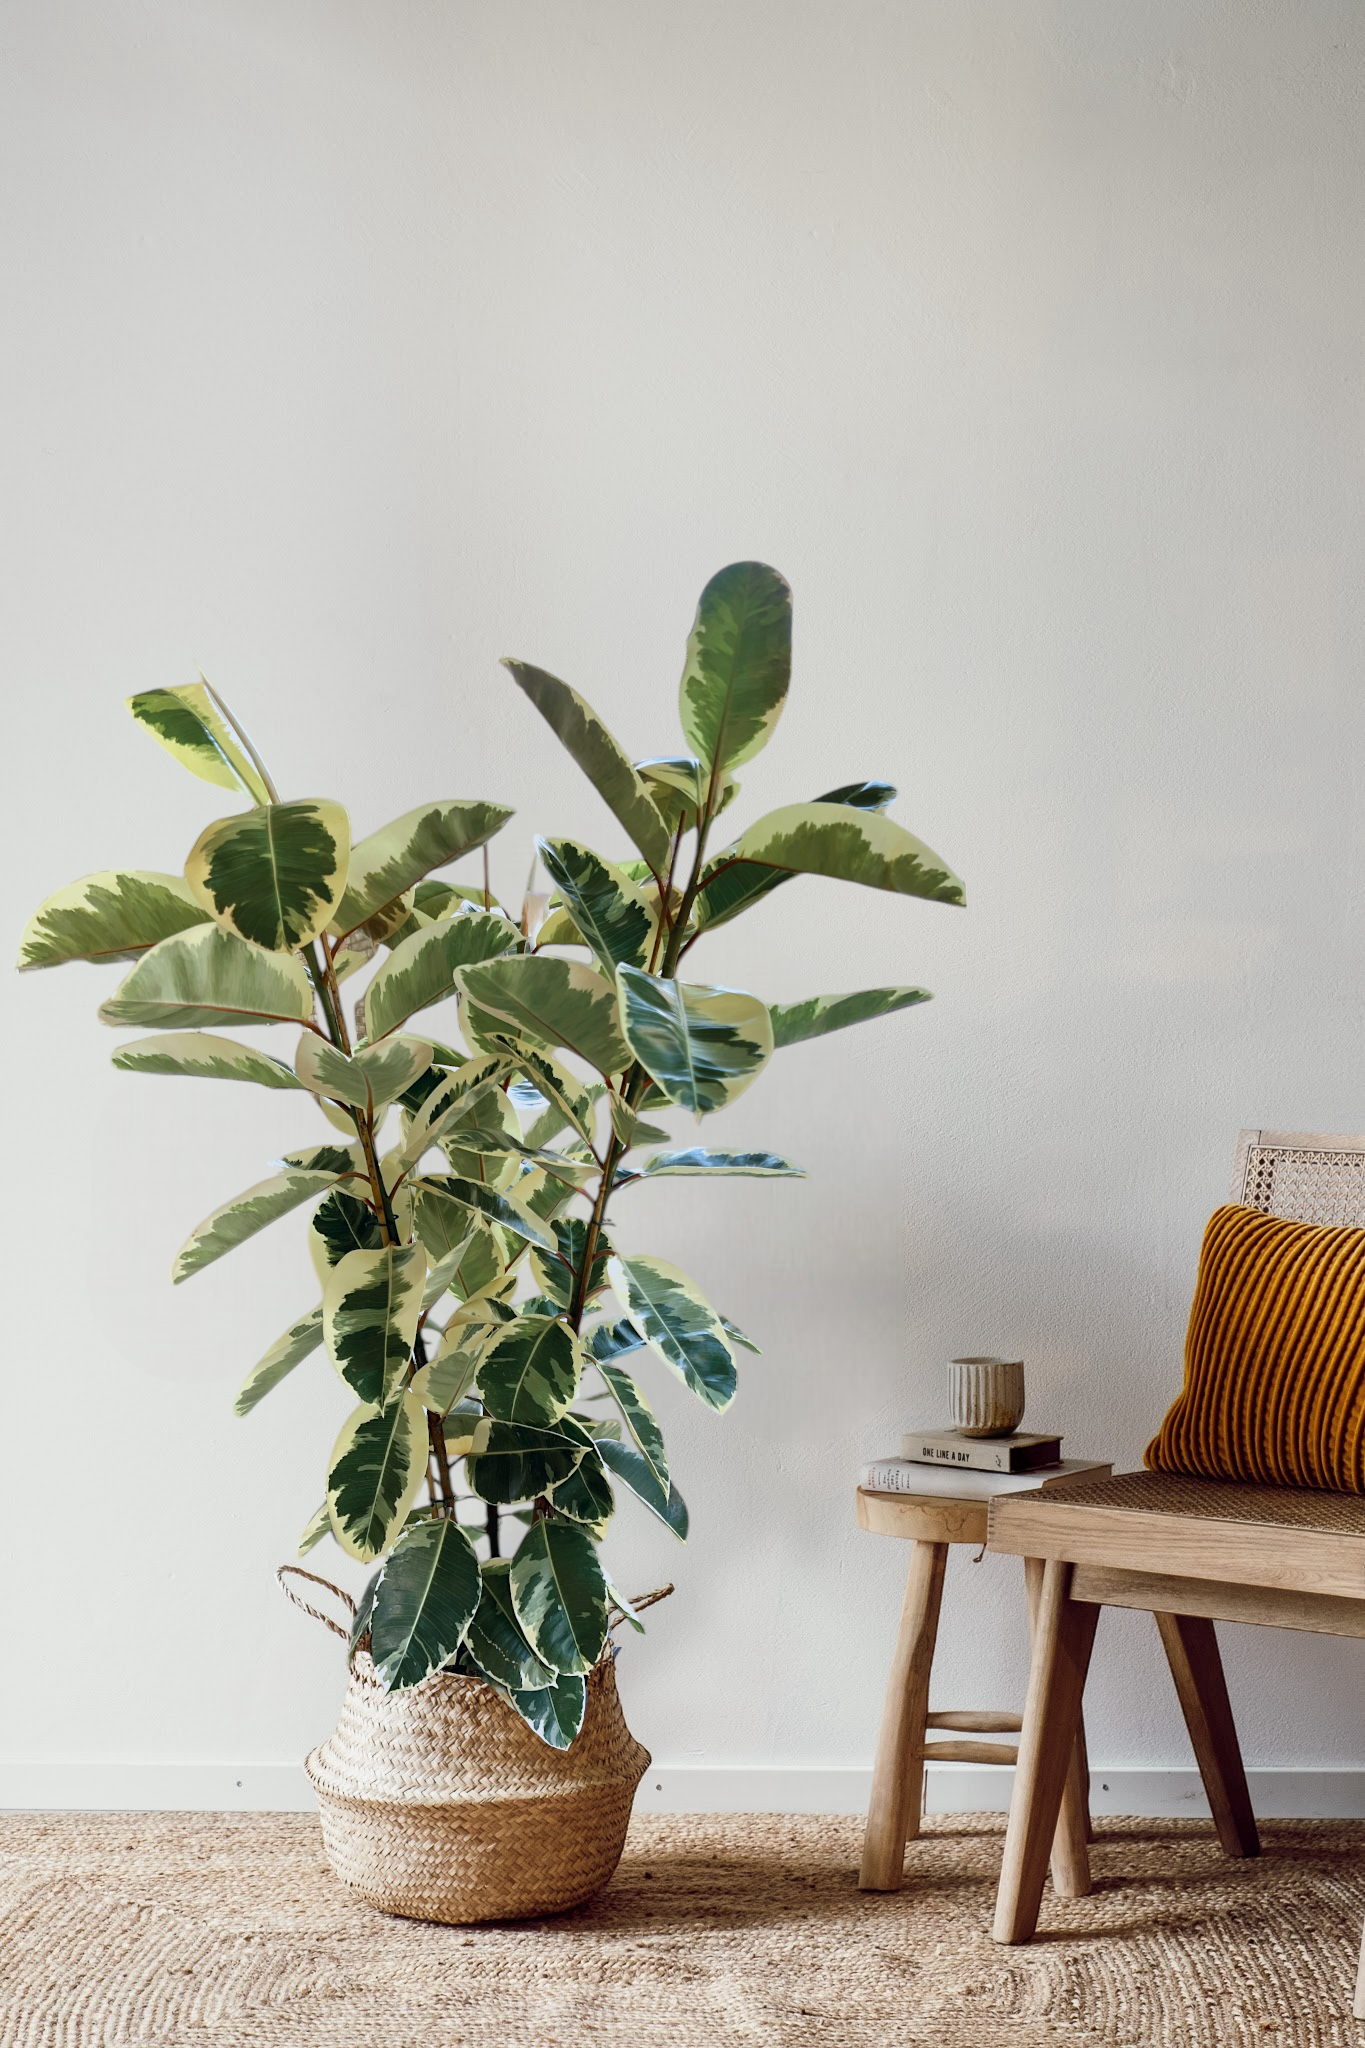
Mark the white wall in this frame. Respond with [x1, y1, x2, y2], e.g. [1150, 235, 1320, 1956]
[5, 0, 1365, 1807]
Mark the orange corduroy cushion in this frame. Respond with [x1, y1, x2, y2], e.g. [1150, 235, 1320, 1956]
[1145, 1202, 1365, 1493]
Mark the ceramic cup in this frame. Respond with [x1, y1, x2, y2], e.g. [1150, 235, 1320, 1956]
[948, 1356, 1025, 1438]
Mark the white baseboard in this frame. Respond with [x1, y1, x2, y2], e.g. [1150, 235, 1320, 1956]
[6, 1760, 1365, 1817]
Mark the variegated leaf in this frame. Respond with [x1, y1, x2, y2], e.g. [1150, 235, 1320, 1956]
[595, 1433, 689, 1538]
[308, 1188, 384, 1283]
[693, 779, 896, 931]
[677, 561, 791, 776]
[413, 1189, 504, 1293]
[295, 1032, 433, 1114]
[18, 871, 209, 971]
[412, 1173, 555, 1252]
[535, 838, 657, 973]
[720, 1313, 761, 1355]
[544, 1428, 614, 1536]
[615, 966, 773, 1116]
[608, 1253, 736, 1410]
[596, 1358, 669, 1492]
[457, 955, 628, 1079]
[475, 1315, 581, 1428]
[113, 1031, 304, 1089]
[510, 1671, 587, 1749]
[330, 801, 513, 942]
[635, 755, 738, 834]
[464, 1421, 585, 1504]
[769, 985, 933, 1048]
[410, 1339, 481, 1416]
[463, 1561, 555, 1692]
[173, 1165, 345, 1283]
[99, 925, 315, 1031]
[185, 801, 350, 953]
[734, 803, 965, 904]
[502, 660, 671, 874]
[363, 910, 522, 1040]
[638, 1148, 803, 1178]
[420, 1225, 479, 1309]
[493, 1040, 598, 1149]
[367, 1518, 481, 1689]
[394, 1058, 513, 1169]
[509, 1517, 609, 1677]
[126, 682, 272, 803]
[233, 1304, 324, 1416]
[323, 1243, 428, 1406]
[297, 1501, 331, 1556]
[327, 1389, 429, 1561]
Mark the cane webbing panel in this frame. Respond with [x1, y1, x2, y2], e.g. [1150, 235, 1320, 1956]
[1005, 1469, 1365, 1537]
[1234, 1130, 1365, 1230]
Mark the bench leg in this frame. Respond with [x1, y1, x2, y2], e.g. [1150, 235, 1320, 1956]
[994, 1560, 1100, 1942]
[858, 1538, 948, 1889]
[1154, 1610, 1259, 1859]
[1025, 1556, 1093, 1897]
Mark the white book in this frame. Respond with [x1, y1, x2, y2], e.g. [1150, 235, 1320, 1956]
[859, 1457, 1109, 1501]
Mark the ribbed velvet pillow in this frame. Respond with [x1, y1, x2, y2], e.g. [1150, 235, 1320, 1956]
[1145, 1203, 1365, 1494]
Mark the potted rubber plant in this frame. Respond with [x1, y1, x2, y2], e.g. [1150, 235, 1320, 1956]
[19, 563, 964, 1922]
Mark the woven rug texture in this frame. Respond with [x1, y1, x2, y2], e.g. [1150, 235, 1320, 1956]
[1, 1811, 1363, 2047]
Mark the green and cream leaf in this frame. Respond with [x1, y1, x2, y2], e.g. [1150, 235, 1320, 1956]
[638, 1148, 803, 1178]
[363, 911, 522, 1040]
[457, 956, 629, 1079]
[595, 1433, 689, 1539]
[367, 1518, 481, 1689]
[331, 801, 513, 942]
[509, 1517, 610, 1677]
[608, 1253, 737, 1410]
[734, 803, 965, 905]
[295, 1033, 432, 1114]
[463, 1562, 556, 1692]
[503, 660, 671, 874]
[770, 985, 932, 1048]
[126, 682, 272, 803]
[597, 1359, 669, 1492]
[327, 1390, 429, 1562]
[616, 967, 772, 1116]
[18, 871, 210, 971]
[185, 800, 350, 952]
[475, 1315, 581, 1428]
[99, 925, 315, 1031]
[323, 1243, 428, 1406]
[677, 561, 792, 775]
[535, 838, 657, 973]
[233, 1305, 324, 1416]
[113, 1032, 304, 1089]
[173, 1165, 346, 1283]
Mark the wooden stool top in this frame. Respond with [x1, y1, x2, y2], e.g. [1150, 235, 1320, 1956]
[858, 1460, 1113, 1548]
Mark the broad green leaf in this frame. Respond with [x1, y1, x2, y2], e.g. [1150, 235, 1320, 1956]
[295, 1033, 432, 1114]
[308, 1188, 383, 1283]
[323, 1243, 427, 1405]
[677, 561, 791, 776]
[494, 1041, 598, 1148]
[410, 1341, 481, 1415]
[172, 1165, 345, 1283]
[18, 871, 210, 971]
[463, 1561, 555, 1691]
[638, 1148, 804, 1178]
[330, 801, 513, 941]
[511, 1671, 587, 1749]
[394, 1058, 513, 1168]
[509, 1517, 609, 1677]
[476, 1315, 581, 1427]
[457, 956, 628, 1079]
[421, 1225, 479, 1309]
[734, 803, 965, 905]
[439, 1083, 524, 1193]
[530, 1217, 611, 1313]
[126, 682, 271, 804]
[185, 801, 350, 953]
[277, 1142, 363, 1175]
[545, 1439, 615, 1535]
[327, 1389, 429, 1561]
[720, 1312, 761, 1355]
[112, 1031, 303, 1090]
[368, 1518, 481, 1689]
[536, 838, 657, 973]
[413, 1189, 504, 1292]
[99, 924, 315, 1031]
[414, 1173, 555, 1252]
[609, 1097, 669, 1151]
[297, 1501, 331, 1556]
[597, 1359, 669, 1492]
[595, 1433, 689, 1539]
[770, 985, 932, 1049]
[443, 1405, 492, 1456]
[464, 1421, 584, 1504]
[363, 911, 522, 1040]
[587, 1317, 648, 1365]
[616, 967, 772, 1116]
[608, 1253, 736, 1410]
[233, 1305, 324, 1416]
[635, 755, 738, 834]
[693, 778, 898, 932]
[503, 660, 671, 874]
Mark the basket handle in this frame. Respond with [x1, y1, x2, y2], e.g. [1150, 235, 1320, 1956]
[611, 1582, 674, 1631]
[277, 1565, 357, 1642]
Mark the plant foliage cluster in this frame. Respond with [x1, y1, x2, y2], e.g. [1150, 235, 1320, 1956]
[21, 562, 963, 1746]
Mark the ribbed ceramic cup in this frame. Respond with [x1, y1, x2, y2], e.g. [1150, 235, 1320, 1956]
[948, 1356, 1025, 1438]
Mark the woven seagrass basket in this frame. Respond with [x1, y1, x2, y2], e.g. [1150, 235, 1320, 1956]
[281, 1567, 653, 1925]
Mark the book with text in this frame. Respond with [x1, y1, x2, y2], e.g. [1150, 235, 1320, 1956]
[898, 1428, 1062, 1474]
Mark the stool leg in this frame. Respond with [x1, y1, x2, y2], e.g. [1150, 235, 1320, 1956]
[1353, 1912, 1365, 2021]
[1025, 1556, 1093, 1898]
[994, 1559, 1099, 1943]
[859, 1538, 948, 1890]
[1154, 1610, 1258, 1859]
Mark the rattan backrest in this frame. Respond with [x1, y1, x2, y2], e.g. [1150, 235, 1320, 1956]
[1232, 1129, 1365, 1230]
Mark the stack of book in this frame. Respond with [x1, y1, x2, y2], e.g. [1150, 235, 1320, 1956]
[861, 1427, 1068, 1498]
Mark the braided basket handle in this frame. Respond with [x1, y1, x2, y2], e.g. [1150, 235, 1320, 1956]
[277, 1565, 356, 1642]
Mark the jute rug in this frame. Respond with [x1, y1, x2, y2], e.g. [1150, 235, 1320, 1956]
[1, 1811, 1363, 2047]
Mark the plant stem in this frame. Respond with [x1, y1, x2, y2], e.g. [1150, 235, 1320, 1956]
[304, 938, 398, 1243]
[427, 1411, 455, 1512]
[485, 1501, 501, 1557]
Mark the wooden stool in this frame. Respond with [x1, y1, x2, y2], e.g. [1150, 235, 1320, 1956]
[856, 1460, 1112, 1893]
